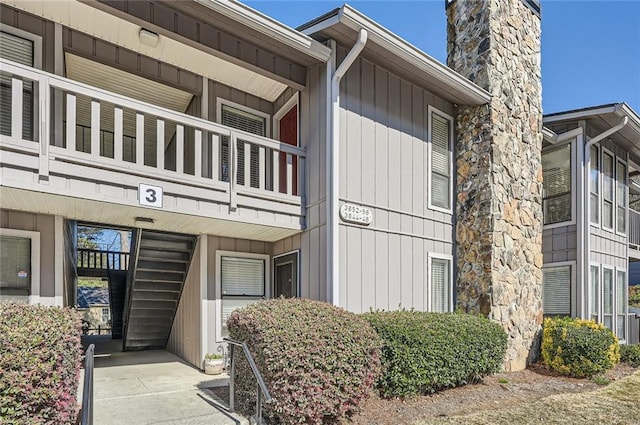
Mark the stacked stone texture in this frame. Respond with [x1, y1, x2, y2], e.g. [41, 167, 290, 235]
[446, 0, 543, 371]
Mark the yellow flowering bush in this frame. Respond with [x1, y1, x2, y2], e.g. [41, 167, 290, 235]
[541, 317, 619, 378]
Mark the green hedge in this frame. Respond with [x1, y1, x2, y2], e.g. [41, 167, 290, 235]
[541, 317, 619, 378]
[227, 298, 382, 425]
[0, 303, 83, 424]
[362, 310, 507, 398]
[620, 344, 640, 368]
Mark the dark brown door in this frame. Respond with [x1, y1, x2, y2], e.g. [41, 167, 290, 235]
[278, 105, 298, 195]
[274, 252, 298, 298]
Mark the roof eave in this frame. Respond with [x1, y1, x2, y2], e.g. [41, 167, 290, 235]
[302, 4, 490, 106]
[194, 0, 332, 62]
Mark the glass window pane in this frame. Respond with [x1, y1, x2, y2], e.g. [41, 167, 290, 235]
[221, 257, 264, 296]
[0, 235, 31, 296]
[430, 112, 451, 210]
[590, 193, 599, 223]
[590, 145, 599, 195]
[603, 152, 614, 201]
[617, 271, 626, 339]
[431, 258, 450, 313]
[542, 144, 571, 225]
[590, 265, 599, 321]
[542, 266, 571, 315]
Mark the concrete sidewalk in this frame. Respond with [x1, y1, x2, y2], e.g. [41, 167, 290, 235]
[84, 337, 247, 425]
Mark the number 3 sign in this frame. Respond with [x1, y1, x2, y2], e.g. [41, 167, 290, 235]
[139, 183, 163, 208]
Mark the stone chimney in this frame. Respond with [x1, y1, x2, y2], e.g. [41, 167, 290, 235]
[446, 0, 544, 371]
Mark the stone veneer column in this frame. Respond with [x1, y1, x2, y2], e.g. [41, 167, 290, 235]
[446, 0, 544, 371]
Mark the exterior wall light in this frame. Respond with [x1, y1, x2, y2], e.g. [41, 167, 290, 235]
[139, 29, 159, 47]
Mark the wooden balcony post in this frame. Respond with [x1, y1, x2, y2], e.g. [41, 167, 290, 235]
[38, 76, 50, 179]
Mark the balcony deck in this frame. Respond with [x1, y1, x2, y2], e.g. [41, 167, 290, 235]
[0, 59, 305, 241]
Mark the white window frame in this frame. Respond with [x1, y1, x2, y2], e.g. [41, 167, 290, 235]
[0, 228, 40, 305]
[216, 98, 271, 137]
[541, 261, 575, 317]
[589, 263, 601, 322]
[215, 250, 270, 343]
[615, 157, 628, 236]
[601, 148, 615, 232]
[427, 253, 453, 312]
[427, 105, 454, 214]
[615, 267, 628, 342]
[601, 265, 615, 332]
[273, 92, 299, 146]
[589, 143, 600, 226]
[541, 140, 576, 229]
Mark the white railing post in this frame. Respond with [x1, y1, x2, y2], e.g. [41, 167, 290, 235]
[244, 141, 251, 187]
[11, 77, 23, 141]
[176, 125, 184, 174]
[272, 150, 280, 193]
[258, 146, 266, 190]
[136, 113, 144, 165]
[211, 133, 219, 181]
[286, 153, 293, 196]
[194, 129, 202, 178]
[229, 132, 237, 211]
[65, 93, 76, 152]
[157, 119, 165, 171]
[114, 107, 123, 162]
[38, 76, 50, 179]
[90, 100, 100, 156]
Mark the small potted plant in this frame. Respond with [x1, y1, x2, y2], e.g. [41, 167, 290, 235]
[203, 353, 225, 375]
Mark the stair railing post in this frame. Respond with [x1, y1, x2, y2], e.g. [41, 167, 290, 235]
[229, 343, 235, 413]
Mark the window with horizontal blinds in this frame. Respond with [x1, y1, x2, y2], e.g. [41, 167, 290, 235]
[590, 265, 600, 322]
[617, 161, 627, 233]
[220, 104, 266, 187]
[430, 112, 451, 210]
[0, 31, 34, 140]
[590, 145, 599, 224]
[0, 235, 31, 296]
[616, 270, 626, 339]
[603, 268, 613, 331]
[221, 256, 265, 296]
[542, 144, 571, 225]
[542, 266, 570, 316]
[430, 258, 450, 313]
[603, 152, 614, 229]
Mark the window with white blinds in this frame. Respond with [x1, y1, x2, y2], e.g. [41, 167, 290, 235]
[220, 104, 266, 188]
[616, 161, 627, 234]
[0, 235, 31, 296]
[602, 267, 613, 331]
[219, 254, 267, 339]
[542, 265, 570, 316]
[590, 265, 600, 322]
[429, 110, 452, 210]
[616, 270, 626, 340]
[590, 145, 599, 224]
[0, 30, 34, 140]
[602, 152, 614, 229]
[430, 257, 451, 313]
[542, 144, 572, 225]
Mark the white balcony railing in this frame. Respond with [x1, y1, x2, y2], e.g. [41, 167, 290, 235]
[0, 58, 304, 213]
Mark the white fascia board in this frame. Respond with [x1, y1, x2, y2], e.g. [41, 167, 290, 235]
[542, 126, 558, 143]
[617, 103, 640, 134]
[195, 0, 331, 62]
[543, 105, 619, 124]
[322, 5, 490, 106]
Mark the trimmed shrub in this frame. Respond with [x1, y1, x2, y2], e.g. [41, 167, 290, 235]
[0, 303, 83, 424]
[620, 344, 640, 368]
[362, 310, 507, 398]
[541, 317, 619, 378]
[227, 298, 382, 424]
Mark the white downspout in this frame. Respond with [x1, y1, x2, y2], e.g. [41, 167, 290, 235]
[327, 29, 368, 306]
[583, 116, 628, 319]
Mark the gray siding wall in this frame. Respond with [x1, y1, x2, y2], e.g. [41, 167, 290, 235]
[0, 209, 56, 299]
[168, 237, 202, 369]
[206, 80, 274, 131]
[542, 225, 578, 263]
[335, 48, 455, 313]
[63, 220, 77, 307]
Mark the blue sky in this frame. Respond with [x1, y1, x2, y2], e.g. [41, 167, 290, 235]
[245, 0, 640, 115]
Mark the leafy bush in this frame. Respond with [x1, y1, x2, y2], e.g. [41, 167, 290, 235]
[620, 344, 640, 368]
[227, 298, 382, 425]
[541, 317, 619, 378]
[0, 303, 83, 424]
[362, 310, 507, 398]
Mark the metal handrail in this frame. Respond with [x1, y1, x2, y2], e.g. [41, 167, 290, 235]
[223, 337, 272, 424]
[121, 229, 141, 350]
[79, 344, 95, 425]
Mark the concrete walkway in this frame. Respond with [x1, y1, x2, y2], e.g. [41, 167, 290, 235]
[83, 336, 247, 425]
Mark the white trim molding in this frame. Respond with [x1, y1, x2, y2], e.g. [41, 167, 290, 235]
[427, 252, 454, 312]
[427, 105, 454, 214]
[273, 92, 300, 145]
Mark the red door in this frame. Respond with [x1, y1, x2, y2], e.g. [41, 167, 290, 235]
[279, 105, 298, 195]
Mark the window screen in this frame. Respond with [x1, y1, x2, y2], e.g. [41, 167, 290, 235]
[430, 258, 451, 312]
[542, 144, 571, 225]
[590, 265, 599, 322]
[616, 270, 626, 340]
[603, 268, 613, 331]
[220, 104, 266, 188]
[590, 145, 599, 224]
[617, 161, 627, 233]
[603, 152, 614, 229]
[430, 112, 451, 209]
[542, 266, 570, 316]
[0, 235, 31, 297]
[0, 31, 34, 140]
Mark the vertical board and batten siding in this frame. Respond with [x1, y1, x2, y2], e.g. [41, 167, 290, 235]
[0, 4, 55, 73]
[335, 47, 455, 313]
[63, 219, 77, 307]
[0, 209, 56, 299]
[204, 236, 270, 355]
[167, 238, 201, 369]
[207, 80, 273, 126]
[542, 225, 578, 263]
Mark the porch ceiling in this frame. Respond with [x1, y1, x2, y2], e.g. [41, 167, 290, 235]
[4, 0, 289, 101]
[0, 187, 301, 242]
